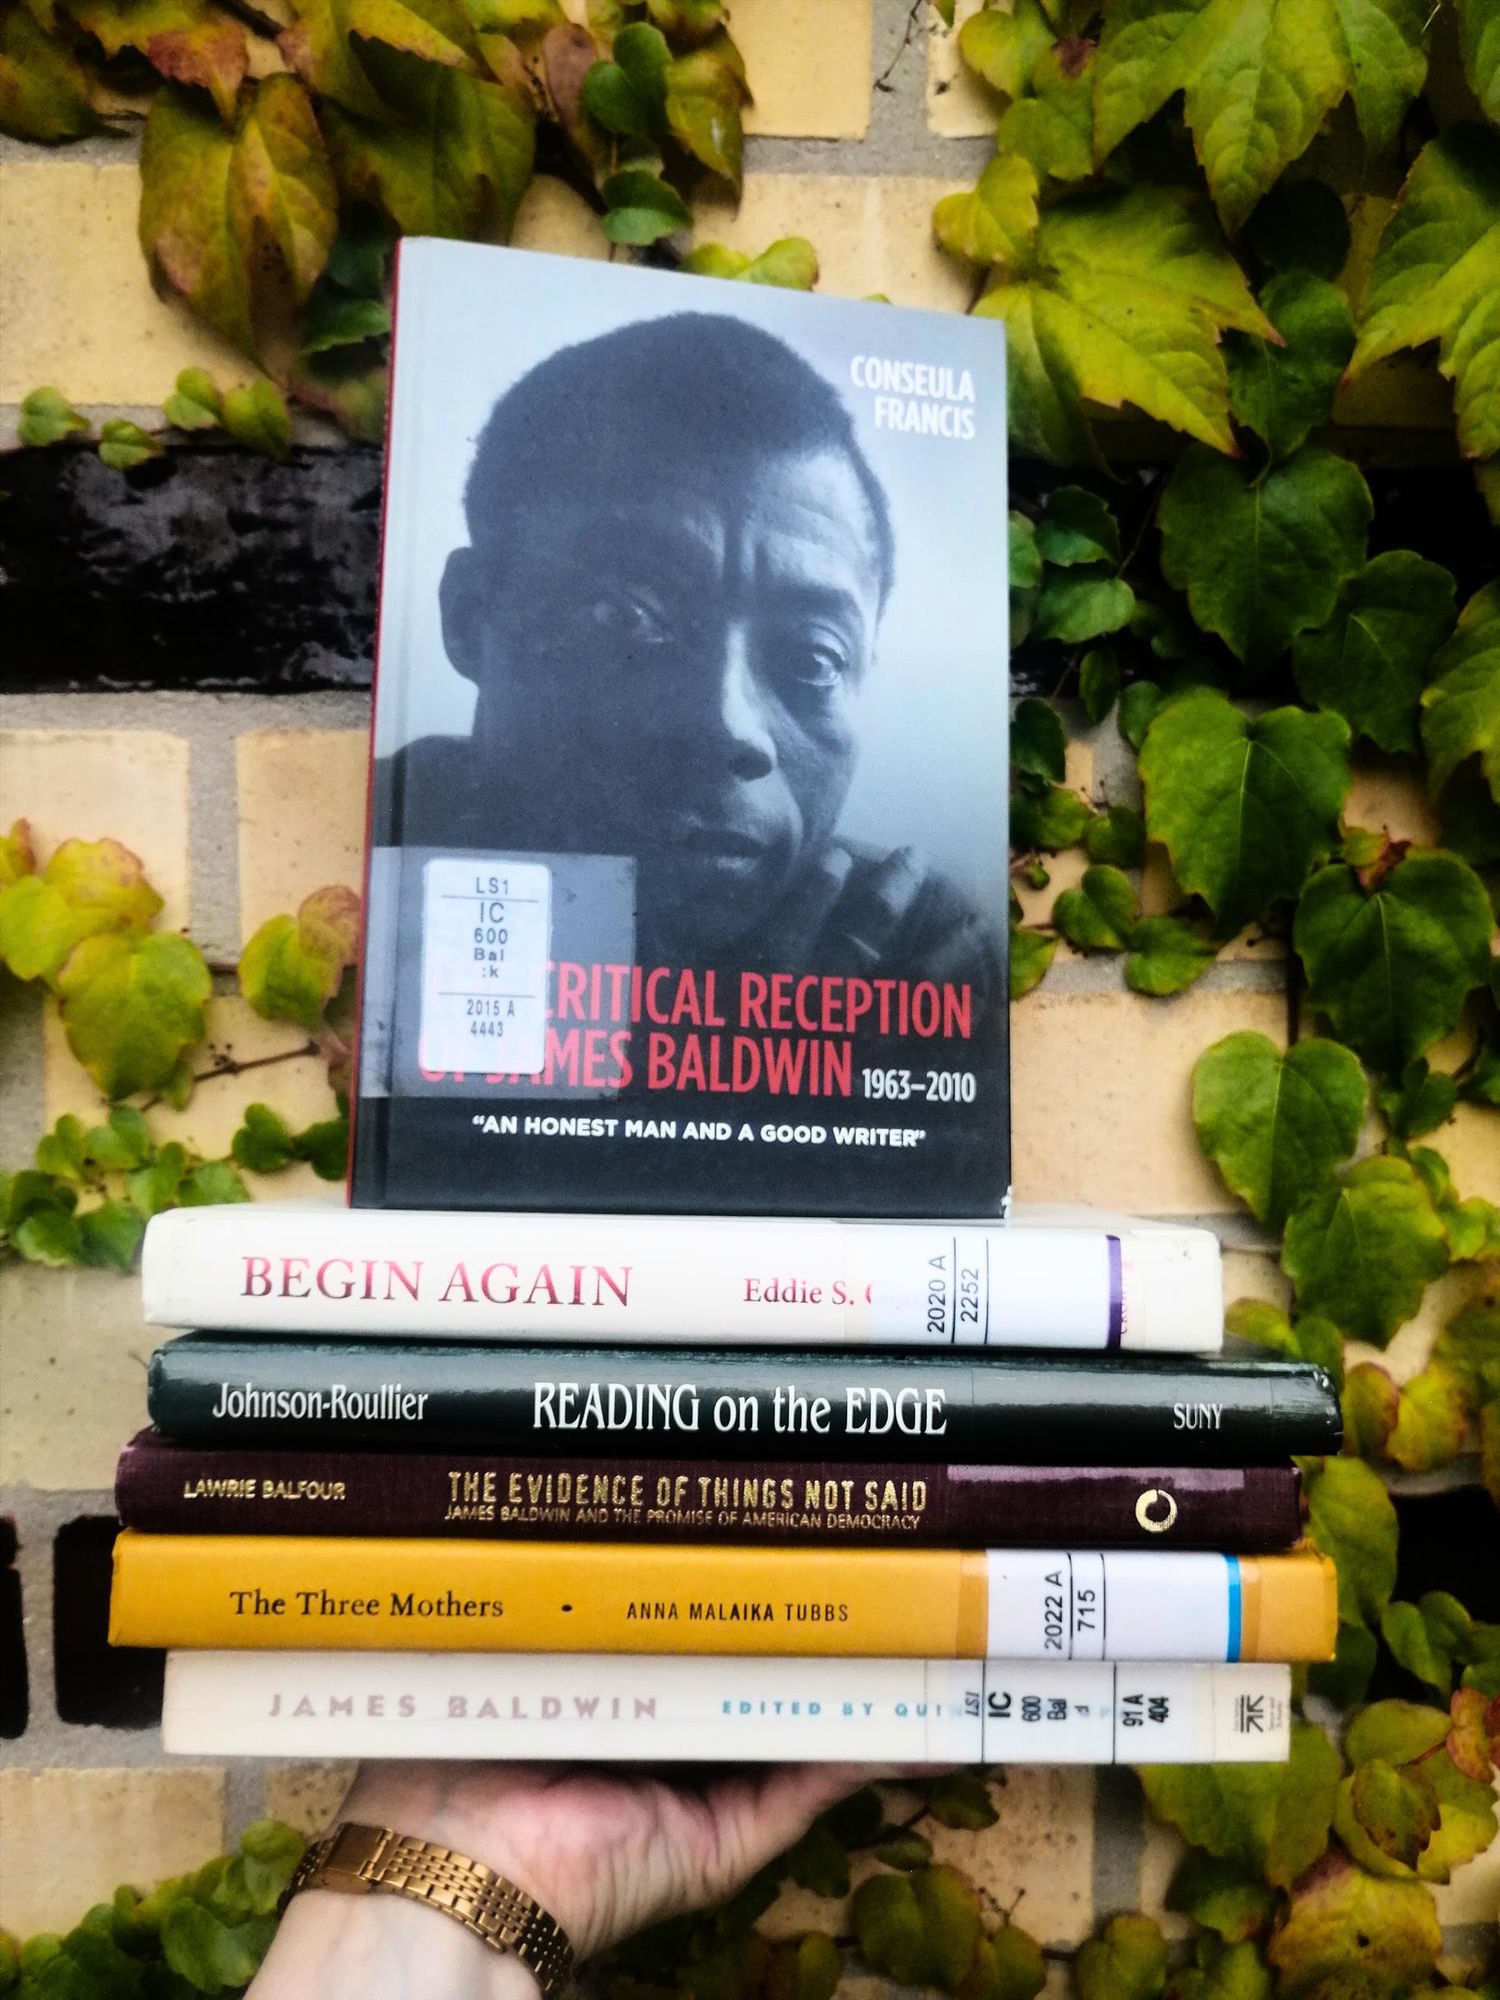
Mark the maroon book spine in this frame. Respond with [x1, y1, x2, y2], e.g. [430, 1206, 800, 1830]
[115, 1433, 1302, 1548]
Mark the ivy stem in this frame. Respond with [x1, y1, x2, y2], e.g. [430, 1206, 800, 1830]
[137, 1040, 319, 1112]
[875, 0, 924, 91]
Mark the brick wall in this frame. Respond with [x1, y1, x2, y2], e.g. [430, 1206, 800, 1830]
[1, 0, 1496, 1967]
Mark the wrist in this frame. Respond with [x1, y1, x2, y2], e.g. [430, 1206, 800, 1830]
[252, 1887, 540, 2000]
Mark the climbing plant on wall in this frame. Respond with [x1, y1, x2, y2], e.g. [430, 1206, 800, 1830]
[3, 0, 1500, 1994]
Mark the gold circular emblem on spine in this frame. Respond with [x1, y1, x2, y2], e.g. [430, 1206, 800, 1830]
[1135, 1487, 1178, 1533]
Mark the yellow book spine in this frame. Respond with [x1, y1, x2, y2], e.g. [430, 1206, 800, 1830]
[109, 1536, 1336, 1660]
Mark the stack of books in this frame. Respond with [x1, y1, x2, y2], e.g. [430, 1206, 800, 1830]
[107, 243, 1341, 1767]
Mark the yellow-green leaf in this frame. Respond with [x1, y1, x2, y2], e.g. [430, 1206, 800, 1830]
[0, 1, 101, 140]
[222, 379, 291, 458]
[1458, 0, 1500, 121]
[1074, 1914, 1167, 2000]
[976, 185, 1272, 461]
[1421, 580, 1500, 805]
[933, 154, 1040, 268]
[1268, 1852, 1440, 1999]
[1386, 1364, 1469, 1472]
[665, 37, 745, 186]
[56, 931, 212, 1100]
[0, 837, 162, 985]
[139, 77, 337, 372]
[1138, 1722, 1340, 1890]
[1303, 1454, 1397, 1626]
[1332, 1759, 1439, 1878]
[1282, 1155, 1450, 1346]
[1093, 0, 1427, 234]
[64, 0, 246, 119]
[1350, 127, 1500, 467]
[239, 885, 359, 1034]
[18, 386, 88, 447]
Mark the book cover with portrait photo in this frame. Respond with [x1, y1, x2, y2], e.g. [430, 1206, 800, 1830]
[353, 241, 1011, 1217]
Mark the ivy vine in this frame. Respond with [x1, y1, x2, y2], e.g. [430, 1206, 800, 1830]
[5, 0, 1500, 1993]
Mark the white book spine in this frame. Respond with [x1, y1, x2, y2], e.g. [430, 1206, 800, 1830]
[141, 1208, 1222, 1351]
[162, 1652, 1289, 1763]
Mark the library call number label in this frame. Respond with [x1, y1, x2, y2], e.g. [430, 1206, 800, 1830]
[420, 859, 551, 1074]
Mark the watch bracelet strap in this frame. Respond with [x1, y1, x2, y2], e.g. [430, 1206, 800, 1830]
[283, 1821, 575, 1995]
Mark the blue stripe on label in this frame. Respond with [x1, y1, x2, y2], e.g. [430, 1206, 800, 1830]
[1106, 1237, 1123, 1348]
[1225, 1555, 1242, 1661]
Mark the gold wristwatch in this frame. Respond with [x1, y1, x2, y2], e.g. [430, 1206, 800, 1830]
[282, 1821, 575, 1995]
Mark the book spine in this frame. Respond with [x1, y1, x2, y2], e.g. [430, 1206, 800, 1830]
[109, 1534, 1337, 1661]
[162, 1652, 1292, 1763]
[115, 1436, 1304, 1549]
[140, 1209, 1223, 1354]
[146, 1336, 1342, 1466]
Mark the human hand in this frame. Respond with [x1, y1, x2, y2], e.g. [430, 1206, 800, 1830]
[250, 1758, 873, 1999]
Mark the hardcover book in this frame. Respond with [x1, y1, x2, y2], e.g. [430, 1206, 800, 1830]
[162, 1653, 1294, 1764]
[116, 1433, 1303, 1548]
[109, 1534, 1338, 1661]
[354, 241, 1010, 1218]
[139, 1205, 1224, 1352]
[147, 1334, 1343, 1466]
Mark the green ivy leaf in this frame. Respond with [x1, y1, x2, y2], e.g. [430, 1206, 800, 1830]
[872, 1828, 932, 1871]
[975, 185, 1273, 461]
[1225, 271, 1355, 460]
[1421, 581, 1500, 805]
[1432, 1299, 1500, 1406]
[1079, 650, 1122, 727]
[1084, 803, 1144, 866]
[600, 166, 693, 244]
[1012, 784, 1092, 851]
[1303, 1454, 1398, 1627]
[1124, 915, 1217, 994]
[1333, 1758, 1439, 1877]
[1138, 1722, 1340, 1890]
[851, 1872, 930, 1986]
[1164, 1852, 1276, 1943]
[995, 38, 1095, 188]
[13, 1206, 84, 1267]
[766, 1931, 841, 2000]
[56, 932, 212, 1101]
[1192, 1032, 1366, 1230]
[1140, 691, 1350, 935]
[956, 0, 1055, 96]
[160, 1899, 276, 1991]
[18, 385, 89, 448]
[1381, 1591, 1475, 1697]
[1036, 486, 1122, 568]
[0, 837, 162, 986]
[239, 885, 360, 1035]
[1309, 1619, 1379, 1708]
[126, 1141, 186, 1216]
[1386, 1365, 1468, 1473]
[97, 419, 163, 471]
[913, 1866, 982, 1989]
[1416, 1745, 1500, 1880]
[933, 154, 1040, 269]
[1034, 572, 1135, 644]
[1012, 697, 1068, 786]
[162, 366, 224, 431]
[0, 4, 102, 141]
[1283, 1156, 1449, 1345]
[1294, 852, 1495, 1074]
[1349, 127, 1500, 470]
[1269, 1851, 1439, 1999]
[1118, 680, 1164, 752]
[1344, 1699, 1451, 1767]
[682, 236, 818, 287]
[34, 1114, 87, 1184]
[1159, 445, 1371, 671]
[1075, 1914, 1167, 2000]
[1225, 1299, 1344, 1384]
[1054, 865, 1137, 952]
[925, 1770, 998, 1831]
[179, 1159, 251, 1206]
[582, 21, 668, 137]
[665, 37, 746, 186]
[1166, 1935, 1272, 2000]
[978, 1924, 1048, 2000]
[1292, 552, 1458, 755]
[323, 48, 534, 244]
[1378, 1059, 1459, 1142]
[1093, 0, 1428, 233]
[1457, 0, 1500, 120]
[1342, 1361, 1399, 1457]
[140, 77, 338, 371]
[230, 1103, 297, 1173]
[222, 380, 291, 459]
[83, 1106, 153, 1172]
[1010, 927, 1058, 999]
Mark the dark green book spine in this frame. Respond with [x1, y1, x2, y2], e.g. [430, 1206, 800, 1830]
[147, 1335, 1340, 1466]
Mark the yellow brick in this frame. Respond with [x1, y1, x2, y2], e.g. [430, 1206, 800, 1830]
[264, 1762, 358, 1840]
[1012, 987, 1289, 1213]
[0, 161, 251, 407]
[43, 995, 342, 1194]
[0, 730, 190, 933]
[0, 1262, 153, 1488]
[1439, 1101, 1500, 1207]
[1344, 762, 1441, 846]
[736, 0, 873, 138]
[0, 1767, 226, 1937]
[235, 730, 368, 944]
[695, 175, 970, 310]
[926, 0, 1005, 137]
[512, 173, 610, 260]
[926, 1767, 1097, 1947]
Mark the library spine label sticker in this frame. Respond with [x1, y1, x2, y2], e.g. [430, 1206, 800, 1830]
[420, 859, 551, 1074]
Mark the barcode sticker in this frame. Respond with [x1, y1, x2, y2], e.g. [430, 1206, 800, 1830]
[419, 859, 551, 1074]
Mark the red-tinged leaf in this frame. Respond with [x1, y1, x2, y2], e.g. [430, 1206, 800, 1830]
[541, 17, 606, 155]
[0, 819, 36, 887]
[1446, 1688, 1495, 1782]
[140, 76, 337, 374]
[65, 0, 246, 120]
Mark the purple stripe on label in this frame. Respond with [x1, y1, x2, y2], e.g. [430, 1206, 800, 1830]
[1107, 1237, 1123, 1349]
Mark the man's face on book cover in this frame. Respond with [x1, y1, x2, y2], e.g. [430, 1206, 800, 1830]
[441, 441, 885, 955]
